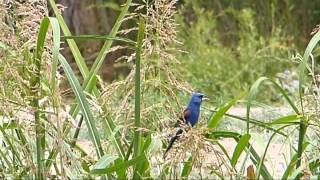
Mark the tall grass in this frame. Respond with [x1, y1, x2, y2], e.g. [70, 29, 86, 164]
[1, 0, 320, 179]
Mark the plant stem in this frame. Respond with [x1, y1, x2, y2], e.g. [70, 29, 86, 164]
[134, 17, 145, 158]
[296, 119, 307, 168]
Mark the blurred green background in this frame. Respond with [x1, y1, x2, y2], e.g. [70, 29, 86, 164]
[58, 0, 320, 103]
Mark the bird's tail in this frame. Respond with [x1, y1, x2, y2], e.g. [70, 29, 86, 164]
[163, 128, 183, 159]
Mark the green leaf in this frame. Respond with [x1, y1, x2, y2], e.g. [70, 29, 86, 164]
[0, 122, 17, 129]
[133, 135, 151, 179]
[207, 93, 244, 129]
[246, 77, 299, 134]
[36, 17, 50, 59]
[101, 116, 125, 159]
[35, 16, 51, 179]
[267, 115, 300, 125]
[295, 30, 320, 170]
[90, 155, 146, 175]
[208, 131, 272, 179]
[132, 153, 150, 179]
[256, 125, 290, 179]
[208, 131, 241, 140]
[231, 133, 251, 168]
[81, 160, 91, 173]
[46, 0, 97, 169]
[115, 158, 127, 179]
[181, 156, 193, 179]
[281, 142, 309, 180]
[46, 17, 60, 89]
[219, 112, 287, 136]
[141, 134, 152, 153]
[92, 155, 118, 170]
[58, 54, 104, 158]
[84, 0, 133, 96]
[299, 30, 320, 98]
[48, 0, 90, 79]
[62, 35, 136, 45]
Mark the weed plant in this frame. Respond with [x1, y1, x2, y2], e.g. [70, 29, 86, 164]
[0, 0, 320, 179]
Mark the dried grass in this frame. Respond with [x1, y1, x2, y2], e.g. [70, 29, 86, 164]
[162, 126, 231, 177]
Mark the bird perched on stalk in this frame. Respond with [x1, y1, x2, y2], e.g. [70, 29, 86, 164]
[163, 92, 208, 159]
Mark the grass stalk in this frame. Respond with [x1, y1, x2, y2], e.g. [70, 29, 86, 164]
[58, 54, 104, 158]
[46, 0, 132, 168]
[296, 120, 307, 168]
[133, 17, 145, 158]
[68, 0, 133, 158]
[33, 17, 54, 179]
[296, 30, 320, 168]
[68, 0, 134, 146]
[48, 0, 91, 80]
[131, 17, 146, 179]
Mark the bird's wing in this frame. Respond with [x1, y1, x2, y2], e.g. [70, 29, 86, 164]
[175, 108, 190, 127]
[183, 108, 191, 121]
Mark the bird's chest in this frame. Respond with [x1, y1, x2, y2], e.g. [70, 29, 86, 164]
[186, 109, 200, 126]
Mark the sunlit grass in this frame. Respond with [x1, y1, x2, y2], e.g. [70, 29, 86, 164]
[1, 0, 320, 179]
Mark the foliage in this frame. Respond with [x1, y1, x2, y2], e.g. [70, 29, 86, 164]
[175, 0, 297, 102]
[1, 0, 320, 179]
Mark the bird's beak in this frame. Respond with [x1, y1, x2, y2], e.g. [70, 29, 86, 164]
[202, 95, 209, 101]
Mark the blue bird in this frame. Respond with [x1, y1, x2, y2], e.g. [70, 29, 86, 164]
[163, 92, 207, 159]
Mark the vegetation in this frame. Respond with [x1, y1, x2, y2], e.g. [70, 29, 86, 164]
[0, 0, 320, 179]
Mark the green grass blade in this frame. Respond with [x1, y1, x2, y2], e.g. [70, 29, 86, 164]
[296, 121, 307, 169]
[58, 54, 104, 158]
[181, 156, 193, 179]
[131, 17, 146, 179]
[266, 115, 300, 125]
[132, 153, 150, 179]
[92, 154, 118, 171]
[281, 142, 309, 180]
[62, 35, 136, 45]
[90, 155, 146, 175]
[289, 155, 320, 179]
[48, 17, 60, 89]
[34, 16, 51, 179]
[296, 31, 320, 169]
[215, 111, 288, 136]
[68, 0, 133, 150]
[208, 131, 272, 179]
[247, 77, 299, 135]
[133, 135, 152, 179]
[82, 0, 133, 95]
[256, 125, 290, 179]
[0, 148, 14, 174]
[207, 93, 244, 129]
[36, 17, 50, 58]
[134, 17, 145, 159]
[0, 124, 22, 171]
[208, 131, 241, 139]
[101, 116, 125, 159]
[48, 0, 90, 78]
[299, 30, 320, 104]
[231, 133, 251, 168]
[248, 144, 273, 179]
[46, 0, 99, 169]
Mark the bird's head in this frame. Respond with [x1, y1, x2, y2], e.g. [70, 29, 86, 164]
[190, 92, 208, 105]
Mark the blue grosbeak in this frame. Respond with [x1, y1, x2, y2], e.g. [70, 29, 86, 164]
[163, 92, 207, 159]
